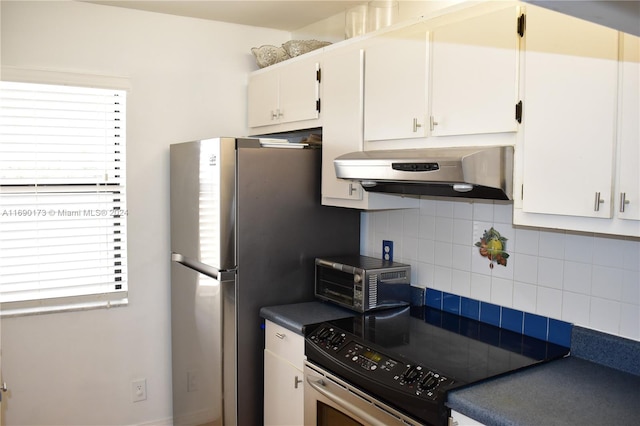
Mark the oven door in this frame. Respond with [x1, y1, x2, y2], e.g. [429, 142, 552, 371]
[304, 362, 424, 426]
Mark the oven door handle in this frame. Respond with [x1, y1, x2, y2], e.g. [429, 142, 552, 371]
[306, 375, 388, 426]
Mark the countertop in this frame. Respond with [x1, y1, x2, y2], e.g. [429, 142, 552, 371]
[259, 301, 355, 335]
[447, 326, 640, 426]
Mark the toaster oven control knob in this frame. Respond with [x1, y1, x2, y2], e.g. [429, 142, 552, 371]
[354, 274, 362, 283]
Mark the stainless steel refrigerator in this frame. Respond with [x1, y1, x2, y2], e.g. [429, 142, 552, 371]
[169, 137, 360, 426]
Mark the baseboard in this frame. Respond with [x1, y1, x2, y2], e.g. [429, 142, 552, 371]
[133, 416, 173, 426]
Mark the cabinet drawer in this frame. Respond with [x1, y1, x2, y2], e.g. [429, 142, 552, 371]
[265, 320, 305, 370]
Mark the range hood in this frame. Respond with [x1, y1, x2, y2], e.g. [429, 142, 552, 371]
[334, 146, 514, 201]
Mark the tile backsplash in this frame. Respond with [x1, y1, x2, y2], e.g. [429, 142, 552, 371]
[361, 197, 640, 341]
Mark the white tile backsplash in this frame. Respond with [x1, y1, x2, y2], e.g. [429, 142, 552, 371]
[590, 297, 621, 335]
[514, 228, 539, 255]
[561, 291, 591, 324]
[513, 281, 538, 312]
[563, 261, 592, 294]
[514, 254, 538, 285]
[361, 197, 640, 341]
[538, 230, 566, 259]
[565, 232, 595, 263]
[491, 277, 513, 307]
[537, 257, 564, 290]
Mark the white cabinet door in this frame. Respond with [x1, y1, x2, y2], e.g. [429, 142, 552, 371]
[430, 6, 519, 136]
[321, 46, 420, 210]
[247, 57, 320, 129]
[450, 410, 486, 425]
[247, 69, 279, 128]
[264, 349, 303, 426]
[364, 26, 429, 141]
[278, 59, 320, 125]
[616, 33, 640, 221]
[521, 5, 619, 219]
[322, 48, 365, 203]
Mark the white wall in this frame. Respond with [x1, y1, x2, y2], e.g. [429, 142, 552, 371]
[361, 198, 640, 341]
[0, 1, 289, 424]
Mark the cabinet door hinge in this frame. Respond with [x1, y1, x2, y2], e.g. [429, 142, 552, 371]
[515, 100, 523, 123]
[517, 14, 526, 37]
[316, 98, 321, 113]
[316, 68, 321, 83]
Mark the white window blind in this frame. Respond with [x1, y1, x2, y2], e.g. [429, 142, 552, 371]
[0, 81, 128, 316]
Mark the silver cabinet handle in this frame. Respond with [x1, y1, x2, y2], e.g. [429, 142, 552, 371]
[275, 332, 285, 339]
[348, 183, 357, 196]
[620, 192, 630, 213]
[1, 382, 7, 392]
[412, 118, 422, 132]
[594, 192, 605, 211]
[271, 110, 278, 120]
[277, 109, 284, 118]
[294, 375, 303, 389]
[430, 116, 439, 131]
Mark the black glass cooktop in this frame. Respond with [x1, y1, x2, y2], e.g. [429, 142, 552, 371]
[312, 305, 569, 386]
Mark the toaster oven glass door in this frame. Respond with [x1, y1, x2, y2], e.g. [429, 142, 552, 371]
[316, 267, 356, 307]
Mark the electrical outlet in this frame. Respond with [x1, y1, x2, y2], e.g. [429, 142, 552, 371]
[132, 379, 147, 402]
[382, 240, 393, 262]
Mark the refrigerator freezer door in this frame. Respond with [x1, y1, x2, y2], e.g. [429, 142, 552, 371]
[171, 261, 227, 426]
[170, 137, 236, 271]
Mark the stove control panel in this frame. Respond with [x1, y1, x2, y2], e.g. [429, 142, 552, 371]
[307, 324, 453, 401]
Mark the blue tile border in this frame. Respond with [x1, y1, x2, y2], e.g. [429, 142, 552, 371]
[460, 297, 479, 320]
[443, 293, 461, 314]
[502, 307, 524, 334]
[480, 302, 501, 327]
[524, 312, 548, 341]
[418, 287, 572, 346]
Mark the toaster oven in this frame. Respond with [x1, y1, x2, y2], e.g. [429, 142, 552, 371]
[315, 255, 411, 312]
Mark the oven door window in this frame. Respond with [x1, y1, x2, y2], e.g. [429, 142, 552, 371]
[317, 401, 363, 426]
[316, 268, 356, 306]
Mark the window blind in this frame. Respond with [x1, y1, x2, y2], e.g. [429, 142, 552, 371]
[0, 81, 127, 316]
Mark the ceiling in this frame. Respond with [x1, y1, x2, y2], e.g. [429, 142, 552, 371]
[84, 1, 368, 32]
[84, 1, 640, 36]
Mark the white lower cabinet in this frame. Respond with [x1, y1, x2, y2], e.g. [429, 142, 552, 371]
[263, 320, 304, 426]
[450, 410, 486, 426]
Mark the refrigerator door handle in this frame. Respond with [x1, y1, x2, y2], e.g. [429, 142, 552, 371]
[171, 252, 236, 282]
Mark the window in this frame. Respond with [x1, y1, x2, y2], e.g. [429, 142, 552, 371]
[0, 81, 128, 316]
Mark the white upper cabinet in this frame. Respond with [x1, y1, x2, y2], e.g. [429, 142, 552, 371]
[321, 44, 420, 210]
[514, 5, 639, 237]
[616, 33, 640, 222]
[362, 3, 520, 145]
[520, 5, 619, 219]
[248, 53, 321, 131]
[363, 25, 429, 142]
[430, 6, 520, 136]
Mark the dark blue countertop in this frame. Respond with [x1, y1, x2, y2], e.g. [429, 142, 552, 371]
[259, 301, 355, 335]
[447, 326, 640, 426]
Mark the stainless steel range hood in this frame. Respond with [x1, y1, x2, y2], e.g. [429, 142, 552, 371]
[334, 146, 514, 201]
